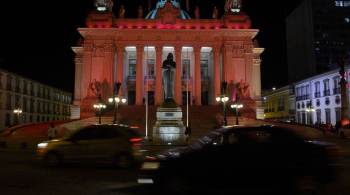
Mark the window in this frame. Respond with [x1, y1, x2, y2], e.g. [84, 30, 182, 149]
[30, 83, 34, 96]
[23, 80, 28, 94]
[200, 59, 209, 80]
[325, 97, 330, 105]
[316, 109, 321, 124]
[325, 109, 331, 124]
[6, 94, 12, 110]
[147, 59, 155, 77]
[72, 127, 99, 140]
[335, 96, 341, 104]
[316, 99, 321, 107]
[128, 59, 136, 77]
[333, 76, 340, 94]
[182, 59, 191, 79]
[323, 79, 330, 96]
[278, 97, 285, 111]
[15, 78, 20, 93]
[6, 75, 12, 91]
[23, 97, 27, 112]
[335, 107, 341, 123]
[314, 82, 321, 98]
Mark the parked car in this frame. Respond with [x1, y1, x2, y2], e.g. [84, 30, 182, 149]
[138, 125, 340, 194]
[37, 124, 144, 167]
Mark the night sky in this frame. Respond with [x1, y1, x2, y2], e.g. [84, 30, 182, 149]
[0, 0, 301, 93]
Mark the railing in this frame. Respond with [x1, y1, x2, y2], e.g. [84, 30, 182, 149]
[296, 95, 310, 101]
[314, 92, 321, 98]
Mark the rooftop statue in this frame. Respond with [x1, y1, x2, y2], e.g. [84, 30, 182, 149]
[225, 0, 242, 13]
[95, 0, 113, 12]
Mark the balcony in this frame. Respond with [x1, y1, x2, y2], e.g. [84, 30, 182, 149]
[314, 92, 321, 98]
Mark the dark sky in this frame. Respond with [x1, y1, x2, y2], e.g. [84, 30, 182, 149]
[0, 0, 301, 93]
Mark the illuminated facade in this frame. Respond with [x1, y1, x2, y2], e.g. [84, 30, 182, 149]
[73, 0, 263, 117]
[0, 69, 72, 130]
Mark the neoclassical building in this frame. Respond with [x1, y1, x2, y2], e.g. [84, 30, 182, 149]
[73, 0, 263, 117]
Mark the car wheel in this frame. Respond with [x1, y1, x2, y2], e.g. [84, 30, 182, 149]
[115, 153, 133, 169]
[43, 152, 62, 167]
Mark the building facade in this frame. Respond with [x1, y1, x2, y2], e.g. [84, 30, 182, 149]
[295, 67, 350, 125]
[73, 0, 264, 118]
[0, 69, 72, 131]
[262, 86, 295, 121]
[286, 0, 350, 83]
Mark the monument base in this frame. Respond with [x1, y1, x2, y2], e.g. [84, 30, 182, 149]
[152, 99, 186, 145]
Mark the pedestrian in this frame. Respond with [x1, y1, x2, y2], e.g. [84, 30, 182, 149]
[48, 123, 57, 140]
[185, 124, 192, 144]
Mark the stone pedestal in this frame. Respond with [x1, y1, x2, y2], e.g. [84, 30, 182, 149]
[152, 99, 186, 145]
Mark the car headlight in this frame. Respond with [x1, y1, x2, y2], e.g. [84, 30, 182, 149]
[141, 162, 160, 170]
[37, 143, 48, 148]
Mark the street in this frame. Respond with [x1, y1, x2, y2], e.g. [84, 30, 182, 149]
[0, 137, 350, 195]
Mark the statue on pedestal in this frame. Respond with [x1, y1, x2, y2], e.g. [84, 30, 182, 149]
[162, 53, 176, 100]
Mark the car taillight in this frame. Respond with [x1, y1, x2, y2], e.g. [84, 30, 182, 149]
[129, 137, 143, 146]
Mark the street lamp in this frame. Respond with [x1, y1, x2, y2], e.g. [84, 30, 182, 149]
[216, 95, 230, 126]
[108, 96, 127, 124]
[231, 103, 243, 125]
[13, 108, 23, 125]
[93, 103, 106, 124]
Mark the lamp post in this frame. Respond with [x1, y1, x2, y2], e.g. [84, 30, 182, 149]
[216, 95, 229, 126]
[13, 108, 23, 125]
[108, 96, 127, 124]
[231, 103, 243, 125]
[93, 103, 106, 124]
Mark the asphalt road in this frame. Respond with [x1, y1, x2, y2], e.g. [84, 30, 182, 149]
[0, 138, 350, 195]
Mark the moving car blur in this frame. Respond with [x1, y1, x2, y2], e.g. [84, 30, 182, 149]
[36, 124, 144, 168]
[138, 125, 340, 194]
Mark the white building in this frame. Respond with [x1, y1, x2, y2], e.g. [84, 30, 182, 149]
[295, 68, 349, 125]
[0, 69, 72, 131]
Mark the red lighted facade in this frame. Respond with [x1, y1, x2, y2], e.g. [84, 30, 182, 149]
[72, 1, 264, 117]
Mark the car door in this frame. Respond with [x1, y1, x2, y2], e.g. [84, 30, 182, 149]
[61, 127, 98, 161]
[86, 126, 125, 160]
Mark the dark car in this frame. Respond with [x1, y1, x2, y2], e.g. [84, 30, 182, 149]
[37, 124, 144, 167]
[138, 125, 340, 194]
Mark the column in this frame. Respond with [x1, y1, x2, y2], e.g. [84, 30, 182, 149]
[116, 45, 124, 96]
[213, 46, 221, 101]
[223, 44, 229, 82]
[103, 42, 115, 98]
[136, 45, 144, 105]
[194, 46, 202, 105]
[73, 48, 83, 105]
[155, 45, 163, 105]
[82, 40, 93, 99]
[175, 46, 182, 105]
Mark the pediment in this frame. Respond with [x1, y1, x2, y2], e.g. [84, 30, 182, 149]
[156, 1, 180, 24]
